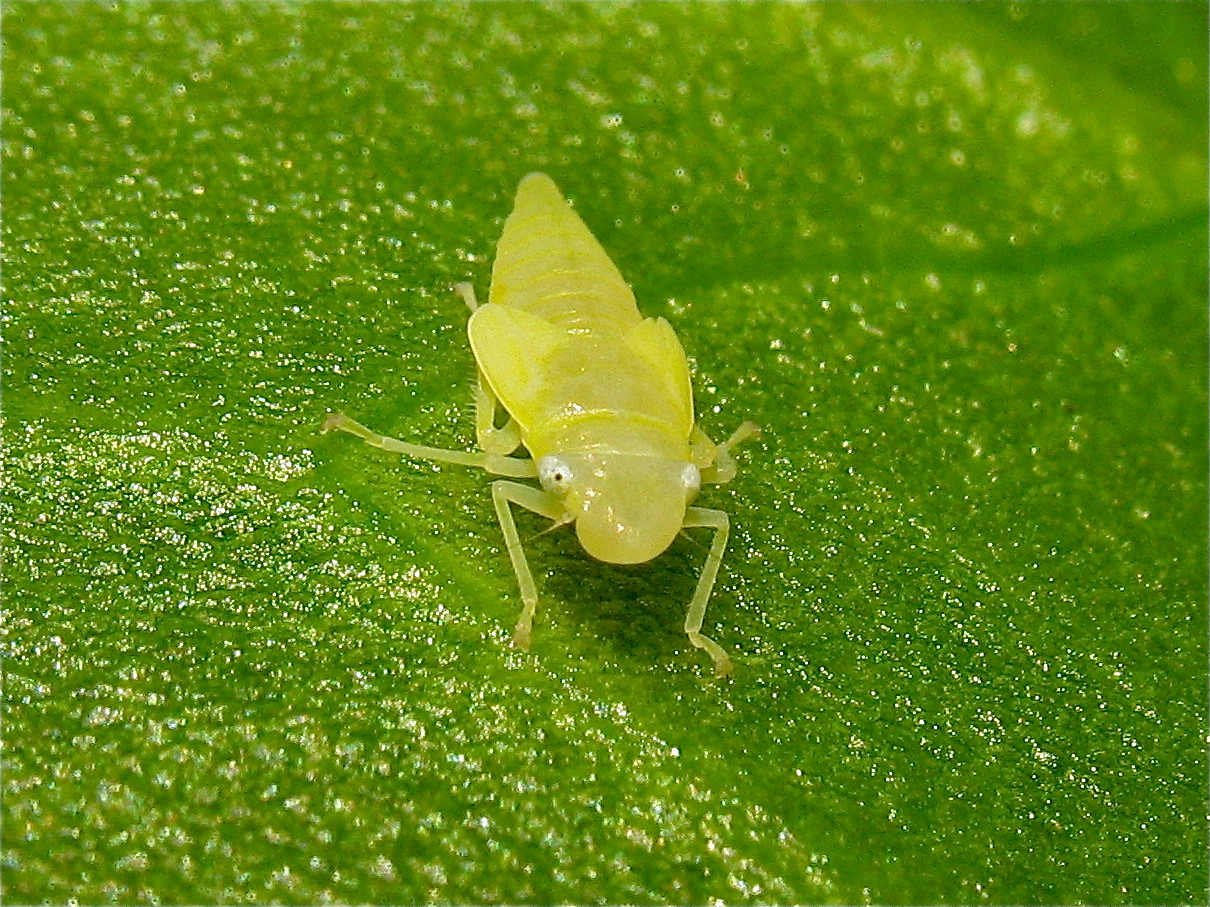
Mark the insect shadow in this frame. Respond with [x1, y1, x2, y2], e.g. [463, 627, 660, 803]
[528, 521, 712, 666]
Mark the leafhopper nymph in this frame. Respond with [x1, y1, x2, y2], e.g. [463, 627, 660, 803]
[324, 173, 757, 675]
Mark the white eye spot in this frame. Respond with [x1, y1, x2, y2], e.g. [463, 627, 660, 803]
[681, 463, 702, 496]
[538, 456, 574, 493]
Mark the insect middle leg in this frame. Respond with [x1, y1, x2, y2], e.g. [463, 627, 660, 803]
[490, 480, 567, 651]
[473, 374, 523, 456]
[682, 506, 734, 677]
[321, 413, 536, 478]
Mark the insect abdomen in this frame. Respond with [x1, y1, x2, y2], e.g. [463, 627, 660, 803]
[489, 173, 641, 330]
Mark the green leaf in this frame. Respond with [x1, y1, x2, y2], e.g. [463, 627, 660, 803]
[4, 3, 1205, 904]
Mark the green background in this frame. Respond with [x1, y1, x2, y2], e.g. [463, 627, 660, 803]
[4, 3, 1206, 904]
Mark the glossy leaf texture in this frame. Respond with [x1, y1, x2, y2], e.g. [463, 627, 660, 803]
[4, 3, 1206, 904]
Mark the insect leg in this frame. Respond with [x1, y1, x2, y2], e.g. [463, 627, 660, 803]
[473, 374, 523, 456]
[455, 283, 523, 455]
[454, 281, 480, 312]
[490, 480, 566, 651]
[322, 412, 536, 479]
[681, 506, 734, 677]
[700, 421, 761, 485]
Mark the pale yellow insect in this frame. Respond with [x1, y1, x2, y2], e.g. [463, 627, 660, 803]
[323, 172, 757, 675]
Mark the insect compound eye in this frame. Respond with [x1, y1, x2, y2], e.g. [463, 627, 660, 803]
[681, 463, 702, 497]
[538, 456, 574, 494]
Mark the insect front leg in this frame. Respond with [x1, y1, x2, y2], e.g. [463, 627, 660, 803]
[699, 421, 761, 485]
[490, 480, 567, 651]
[681, 506, 734, 677]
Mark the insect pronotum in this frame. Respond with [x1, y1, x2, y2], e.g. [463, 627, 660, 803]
[323, 172, 758, 676]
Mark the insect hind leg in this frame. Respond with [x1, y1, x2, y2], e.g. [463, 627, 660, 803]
[454, 281, 480, 312]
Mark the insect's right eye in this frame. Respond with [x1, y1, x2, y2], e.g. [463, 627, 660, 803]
[538, 456, 574, 493]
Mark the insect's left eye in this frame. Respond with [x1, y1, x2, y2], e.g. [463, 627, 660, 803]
[538, 456, 574, 493]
